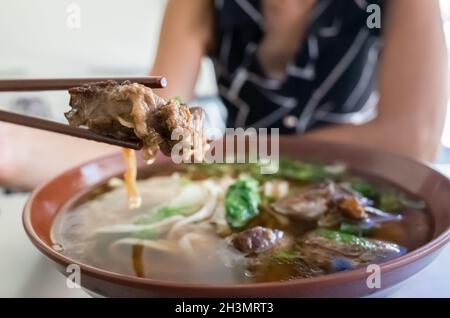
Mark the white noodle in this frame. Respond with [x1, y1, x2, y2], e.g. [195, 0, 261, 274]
[110, 238, 179, 254]
[167, 181, 220, 240]
[178, 232, 200, 255]
[96, 215, 184, 234]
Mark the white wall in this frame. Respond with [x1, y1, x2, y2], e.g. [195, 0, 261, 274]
[0, 0, 216, 104]
[0, 0, 167, 75]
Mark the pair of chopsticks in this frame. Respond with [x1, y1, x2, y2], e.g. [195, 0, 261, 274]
[0, 77, 167, 149]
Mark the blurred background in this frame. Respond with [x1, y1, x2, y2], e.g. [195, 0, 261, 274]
[0, 0, 449, 156]
[0, 0, 450, 298]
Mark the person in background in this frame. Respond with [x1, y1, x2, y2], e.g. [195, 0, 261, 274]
[0, 0, 447, 190]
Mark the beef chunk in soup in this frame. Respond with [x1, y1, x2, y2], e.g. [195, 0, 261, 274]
[299, 230, 406, 271]
[330, 186, 367, 220]
[65, 80, 206, 161]
[271, 183, 332, 220]
[272, 182, 367, 221]
[244, 228, 405, 279]
[230, 226, 287, 254]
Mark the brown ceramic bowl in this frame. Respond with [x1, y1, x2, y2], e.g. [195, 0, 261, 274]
[23, 139, 450, 297]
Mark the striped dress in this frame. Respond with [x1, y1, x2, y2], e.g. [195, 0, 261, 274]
[211, 0, 384, 134]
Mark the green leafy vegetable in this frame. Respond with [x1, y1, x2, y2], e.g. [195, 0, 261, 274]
[349, 180, 402, 212]
[379, 192, 401, 212]
[277, 159, 329, 181]
[252, 158, 345, 182]
[135, 206, 194, 225]
[350, 181, 380, 200]
[273, 250, 302, 263]
[225, 178, 261, 229]
[339, 222, 377, 236]
[187, 159, 344, 183]
[315, 229, 375, 249]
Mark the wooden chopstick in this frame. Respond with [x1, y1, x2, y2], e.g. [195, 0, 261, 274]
[0, 76, 167, 92]
[0, 110, 143, 150]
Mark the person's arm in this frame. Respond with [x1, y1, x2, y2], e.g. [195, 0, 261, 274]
[152, 0, 213, 101]
[0, 0, 212, 190]
[304, 0, 448, 161]
[0, 123, 118, 189]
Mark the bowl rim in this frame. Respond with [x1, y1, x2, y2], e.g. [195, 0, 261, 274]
[22, 141, 450, 291]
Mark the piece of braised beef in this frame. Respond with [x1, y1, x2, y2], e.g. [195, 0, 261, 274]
[332, 192, 367, 220]
[271, 182, 333, 220]
[271, 181, 367, 222]
[298, 229, 406, 271]
[65, 80, 206, 161]
[230, 226, 289, 254]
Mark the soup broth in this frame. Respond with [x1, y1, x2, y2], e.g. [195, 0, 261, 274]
[52, 160, 432, 284]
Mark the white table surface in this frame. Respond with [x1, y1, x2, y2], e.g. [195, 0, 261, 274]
[1, 166, 450, 298]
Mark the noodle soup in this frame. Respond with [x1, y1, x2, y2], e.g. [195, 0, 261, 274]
[52, 159, 432, 284]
